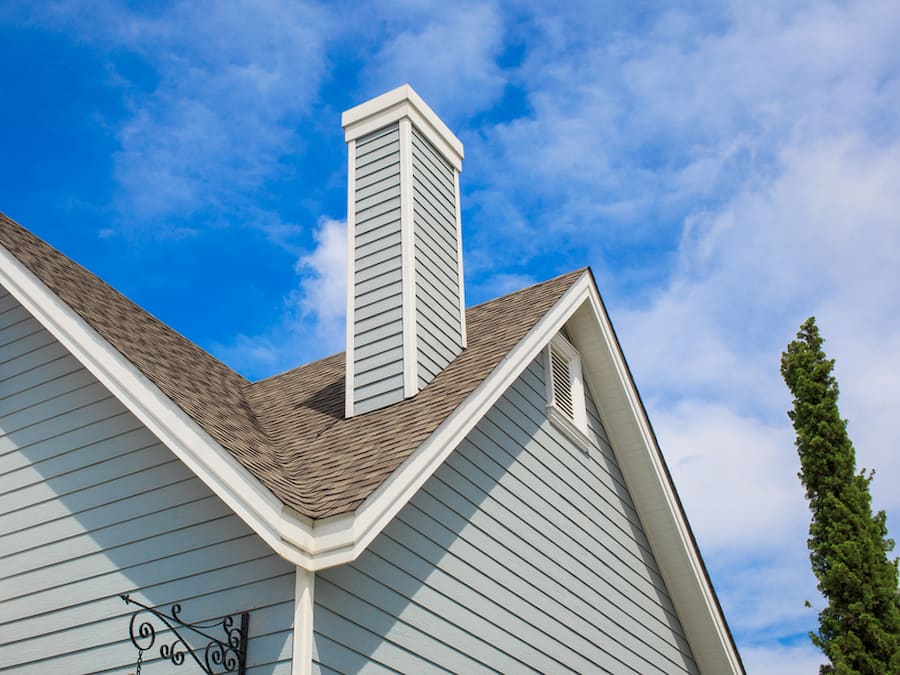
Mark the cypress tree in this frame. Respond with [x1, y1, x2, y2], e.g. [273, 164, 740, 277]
[781, 317, 900, 674]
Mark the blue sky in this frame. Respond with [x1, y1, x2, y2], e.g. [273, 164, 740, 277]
[3, 1, 899, 671]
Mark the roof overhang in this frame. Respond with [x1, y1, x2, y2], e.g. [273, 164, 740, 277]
[0, 248, 741, 672]
[566, 275, 745, 674]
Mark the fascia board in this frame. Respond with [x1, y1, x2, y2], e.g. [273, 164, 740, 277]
[0, 244, 319, 569]
[342, 84, 464, 170]
[568, 281, 744, 674]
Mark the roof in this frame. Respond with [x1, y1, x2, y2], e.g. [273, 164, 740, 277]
[0, 211, 583, 518]
[248, 272, 580, 517]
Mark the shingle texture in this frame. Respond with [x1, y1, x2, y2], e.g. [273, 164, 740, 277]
[0, 211, 584, 518]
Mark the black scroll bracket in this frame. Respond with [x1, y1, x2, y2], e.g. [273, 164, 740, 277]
[120, 594, 249, 674]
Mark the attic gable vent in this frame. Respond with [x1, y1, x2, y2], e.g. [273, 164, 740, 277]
[550, 346, 575, 418]
[545, 333, 590, 448]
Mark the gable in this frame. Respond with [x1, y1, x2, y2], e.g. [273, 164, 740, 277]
[0, 286, 295, 672]
[313, 350, 698, 673]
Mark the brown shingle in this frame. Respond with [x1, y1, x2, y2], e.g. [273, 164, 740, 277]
[247, 268, 585, 517]
[0, 211, 584, 518]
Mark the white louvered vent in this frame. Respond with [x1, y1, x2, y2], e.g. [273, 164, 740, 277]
[545, 333, 589, 448]
[550, 346, 575, 419]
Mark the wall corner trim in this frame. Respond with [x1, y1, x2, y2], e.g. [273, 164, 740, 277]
[344, 138, 357, 419]
[399, 117, 418, 398]
[292, 566, 315, 675]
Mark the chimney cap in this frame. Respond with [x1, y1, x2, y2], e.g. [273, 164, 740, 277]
[342, 84, 464, 170]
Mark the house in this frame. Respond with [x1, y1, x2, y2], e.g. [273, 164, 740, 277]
[0, 86, 744, 674]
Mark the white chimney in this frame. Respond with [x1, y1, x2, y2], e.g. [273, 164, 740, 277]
[342, 85, 466, 417]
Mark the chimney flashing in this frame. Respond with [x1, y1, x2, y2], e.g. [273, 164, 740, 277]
[342, 85, 464, 171]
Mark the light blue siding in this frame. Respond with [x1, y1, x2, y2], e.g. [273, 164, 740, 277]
[0, 288, 295, 673]
[313, 350, 698, 674]
[353, 123, 404, 415]
[350, 120, 465, 412]
[411, 126, 462, 390]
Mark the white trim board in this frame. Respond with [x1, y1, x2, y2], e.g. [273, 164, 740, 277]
[292, 567, 315, 675]
[343, 138, 357, 419]
[399, 117, 418, 398]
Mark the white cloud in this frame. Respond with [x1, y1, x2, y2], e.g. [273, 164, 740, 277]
[213, 217, 346, 378]
[623, 131, 900, 405]
[25, 0, 333, 231]
[462, 0, 900, 278]
[741, 642, 824, 675]
[288, 217, 347, 349]
[363, 2, 506, 123]
[652, 401, 804, 553]
[113, 1, 331, 225]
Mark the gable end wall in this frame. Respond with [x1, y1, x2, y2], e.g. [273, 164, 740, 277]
[312, 350, 700, 674]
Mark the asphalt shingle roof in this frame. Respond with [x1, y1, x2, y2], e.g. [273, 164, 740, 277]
[1, 211, 583, 518]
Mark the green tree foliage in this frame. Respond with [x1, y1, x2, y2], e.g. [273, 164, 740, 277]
[781, 317, 900, 674]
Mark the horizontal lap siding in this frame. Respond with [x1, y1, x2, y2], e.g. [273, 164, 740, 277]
[0, 288, 294, 673]
[353, 123, 404, 414]
[411, 126, 462, 391]
[313, 352, 698, 674]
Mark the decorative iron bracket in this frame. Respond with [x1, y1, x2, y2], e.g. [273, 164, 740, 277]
[120, 594, 249, 674]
